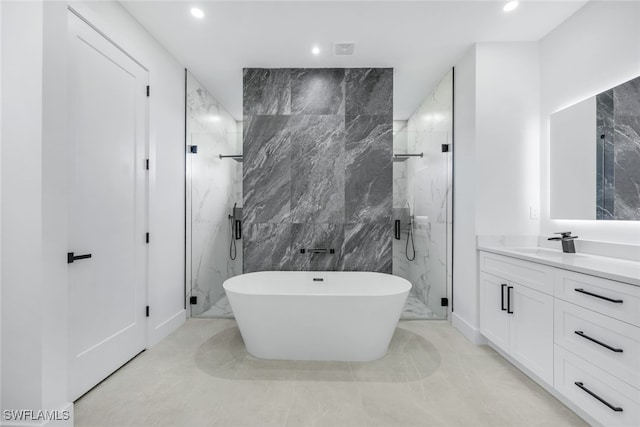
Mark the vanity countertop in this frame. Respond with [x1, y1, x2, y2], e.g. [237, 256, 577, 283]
[478, 245, 640, 287]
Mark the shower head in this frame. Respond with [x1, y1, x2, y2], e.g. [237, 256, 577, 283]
[393, 153, 423, 162]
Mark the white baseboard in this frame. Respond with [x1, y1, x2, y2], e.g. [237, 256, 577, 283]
[2, 402, 73, 427]
[451, 313, 487, 345]
[147, 309, 186, 347]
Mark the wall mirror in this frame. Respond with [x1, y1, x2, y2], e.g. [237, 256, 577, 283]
[550, 75, 640, 220]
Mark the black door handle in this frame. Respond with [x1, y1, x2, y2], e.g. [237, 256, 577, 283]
[574, 382, 623, 412]
[67, 252, 92, 264]
[574, 331, 623, 353]
[574, 288, 623, 304]
[507, 286, 514, 314]
[501, 284, 507, 311]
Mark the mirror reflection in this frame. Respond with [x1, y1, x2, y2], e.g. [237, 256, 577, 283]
[550, 75, 640, 221]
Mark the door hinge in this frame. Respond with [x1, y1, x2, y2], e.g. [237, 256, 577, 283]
[145, 232, 150, 244]
[189, 145, 198, 154]
[146, 85, 150, 97]
[441, 144, 450, 153]
[145, 159, 149, 170]
[190, 296, 197, 305]
[145, 306, 150, 317]
[441, 297, 449, 307]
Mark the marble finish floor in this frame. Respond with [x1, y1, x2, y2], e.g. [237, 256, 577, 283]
[74, 319, 585, 427]
[401, 296, 437, 320]
[201, 296, 234, 318]
[199, 294, 437, 320]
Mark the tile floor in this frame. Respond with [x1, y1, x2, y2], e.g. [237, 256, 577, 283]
[75, 319, 586, 427]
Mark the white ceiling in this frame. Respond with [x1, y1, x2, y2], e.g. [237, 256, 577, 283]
[121, 0, 587, 121]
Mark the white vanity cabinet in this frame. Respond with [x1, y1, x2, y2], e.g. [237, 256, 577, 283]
[478, 248, 640, 427]
[554, 269, 640, 427]
[479, 252, 554, 385]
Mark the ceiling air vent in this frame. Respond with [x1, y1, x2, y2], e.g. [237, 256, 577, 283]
[334, 43, 355, 56]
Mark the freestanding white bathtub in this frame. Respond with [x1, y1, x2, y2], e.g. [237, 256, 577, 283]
[223, 271, 411, 362]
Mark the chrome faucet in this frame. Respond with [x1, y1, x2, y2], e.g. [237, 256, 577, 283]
[548, 231, 578, 253]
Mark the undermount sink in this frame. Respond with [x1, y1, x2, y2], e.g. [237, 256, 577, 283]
[509, 247, 586, 257]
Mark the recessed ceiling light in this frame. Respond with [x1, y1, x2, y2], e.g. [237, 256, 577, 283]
[311, 46, 320, 56]
[191, 8, 204, 19]
[503, 1, 519, 12]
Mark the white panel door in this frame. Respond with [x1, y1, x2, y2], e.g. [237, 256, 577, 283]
[509, 283, 554, 385]
[479, 272, 510, 353]
[68, 12, 147, 401]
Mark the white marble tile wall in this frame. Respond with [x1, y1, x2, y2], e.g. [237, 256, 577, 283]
[186, 71, 242, 317]
[402, 70, 453, 319]
[392, 121, 412, 285]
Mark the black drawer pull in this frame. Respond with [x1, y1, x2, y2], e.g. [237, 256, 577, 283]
[67, 252, 92, 264]
[501, 284, 507, 311]
[574, 382, 623, 412]
[574, 331, 623, 353]
[507, 286, 514, 314]
[574, 288, 623, 304]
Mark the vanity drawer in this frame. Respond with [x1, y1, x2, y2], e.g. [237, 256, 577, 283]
[555, 345, 640, 427]
[555, 269, 640, 327]
[479, 252, 554, 295]
[555, 299, 640, 389]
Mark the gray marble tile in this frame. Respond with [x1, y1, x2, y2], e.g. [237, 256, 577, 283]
[291, 69, 345, 115]
[613, 76, 640, 220]
[243, 115, 291, 223]
[243, 69, 291, 116]
[288, 223, 344, 271]
[289, 115, 345, 223]
[345, 115, 393, 223]
[345, 68, 393, 115]
[243, 223, 292, 272]
[339, 223, 392, 273]
[309, 223, 344, 271]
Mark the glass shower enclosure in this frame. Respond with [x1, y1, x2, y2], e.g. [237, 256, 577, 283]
[185, 71, 243, 317]
[393, 70, 453, 320]
[185, 69, 453, 321]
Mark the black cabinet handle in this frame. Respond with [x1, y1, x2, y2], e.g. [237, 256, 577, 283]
[67, 252, 92, 264]
[507, 286, 514, 314]
[574, 382, 623, 412]
[575, 288, 623, 304]
[501, 284, 507, 311]
[574, 331, 623, 353]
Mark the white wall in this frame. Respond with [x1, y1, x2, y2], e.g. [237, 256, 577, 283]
[1, 1, 72, 424]
[452, 46, 479, 340]
[540, 1, 640, 244]
[453, 43, 541, 342]
[1, 1, 186, 422]
[475, 43, 540, 237]
[69, 1, 187, 346]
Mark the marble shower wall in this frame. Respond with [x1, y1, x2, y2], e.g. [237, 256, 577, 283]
[404, 70, 453, 319]
[243, 68, 393, 273]
[392, 121, 411, 283]
[186, 71, 242, 316]
[596, 75, 640, 220]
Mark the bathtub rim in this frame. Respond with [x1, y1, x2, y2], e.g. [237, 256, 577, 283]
[223, 271, 411, 297]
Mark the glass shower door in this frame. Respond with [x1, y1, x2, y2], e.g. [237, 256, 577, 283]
[393, 69, 453, 320]
[186, 130, 242, 318]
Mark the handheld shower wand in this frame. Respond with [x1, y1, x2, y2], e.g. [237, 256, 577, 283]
[404, 201, 416, 261]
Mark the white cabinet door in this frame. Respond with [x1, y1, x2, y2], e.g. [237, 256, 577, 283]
[510, 283, 554, 385]
[479, 272, 510, 353]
